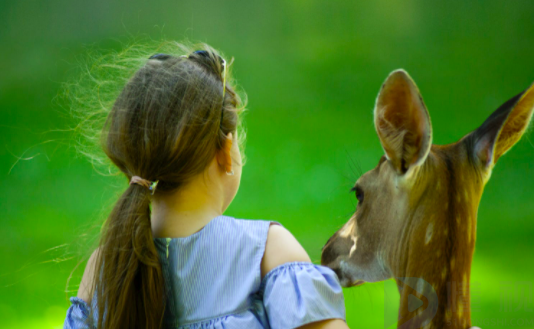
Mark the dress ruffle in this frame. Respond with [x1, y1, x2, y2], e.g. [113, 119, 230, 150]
[63, 297, 91, 329]
[259, 261, 346, 329]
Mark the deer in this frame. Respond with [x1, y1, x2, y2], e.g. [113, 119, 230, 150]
[321, 69, 534, 329]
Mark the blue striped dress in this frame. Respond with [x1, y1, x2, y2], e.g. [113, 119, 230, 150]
[64, 215, 346, 328]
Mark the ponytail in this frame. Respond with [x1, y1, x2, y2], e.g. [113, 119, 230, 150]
[91, 181, 165, 329]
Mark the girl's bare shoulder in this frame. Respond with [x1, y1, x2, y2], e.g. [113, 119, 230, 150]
[77, 248, 101, 304]
[260, 223, 312, 278]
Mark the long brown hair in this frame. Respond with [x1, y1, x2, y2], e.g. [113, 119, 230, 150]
[79, 43, 244, 328]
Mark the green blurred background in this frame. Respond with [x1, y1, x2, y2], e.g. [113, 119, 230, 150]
[1, 0, 533, 328]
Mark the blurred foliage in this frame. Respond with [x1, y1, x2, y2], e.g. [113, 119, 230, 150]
[1, 0, 533, 328]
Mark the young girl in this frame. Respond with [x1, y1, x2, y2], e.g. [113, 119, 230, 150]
[63, 44, 348, 329]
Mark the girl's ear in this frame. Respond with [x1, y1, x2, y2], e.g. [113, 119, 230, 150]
[374, 69, 433, 175]
[217, 132, 233, 173]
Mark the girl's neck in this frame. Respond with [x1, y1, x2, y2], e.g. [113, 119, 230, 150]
[150, 173, 224, 238]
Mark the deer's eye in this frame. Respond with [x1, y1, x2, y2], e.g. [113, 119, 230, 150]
[356, 187, 364, 203]
[351, 186, 364, 203]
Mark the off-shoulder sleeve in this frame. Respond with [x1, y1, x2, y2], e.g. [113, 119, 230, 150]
[259, 262, 346, 329]
[64, 297, 92, 329]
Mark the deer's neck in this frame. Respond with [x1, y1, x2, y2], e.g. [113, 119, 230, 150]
[391, 165, 480, 328]
[395, 253, 473, 329]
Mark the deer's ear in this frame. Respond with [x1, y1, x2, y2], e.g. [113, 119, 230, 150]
[472, 82, 534, 168]
[374, 69, 432, 175]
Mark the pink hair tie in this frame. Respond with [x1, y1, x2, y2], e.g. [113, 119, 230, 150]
[129, 176, 159, 195]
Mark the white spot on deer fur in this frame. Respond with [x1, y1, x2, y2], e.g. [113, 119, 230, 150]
[425, 223, 434, 245]
[417, 278, 425, 296]
[338, 219, 359, 257]
[349, 236, 358, 257]
[339, 220, 355, 238]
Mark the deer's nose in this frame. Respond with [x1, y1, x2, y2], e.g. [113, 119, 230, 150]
[330, 266, 343, 280]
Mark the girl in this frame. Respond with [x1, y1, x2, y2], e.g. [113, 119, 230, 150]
[63, 43, 348, 329]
